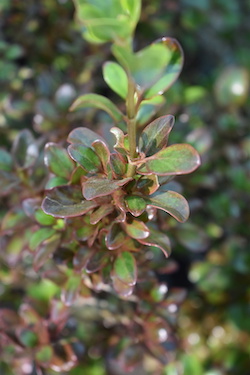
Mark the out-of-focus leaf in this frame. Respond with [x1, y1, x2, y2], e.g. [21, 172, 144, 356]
[1, 207, 28, 232]
[19, 330, 38, 348]
[112, 273, 134, 298]
[138, 144, 201, 176]
[145, 190, 189, 223]
[42, 186, 97, 218]
[138, 228, 171, 258]
[123, 220, 150, 239]
[33, 234, 61, 270]
[113, 251, 137, 286]
[45, 176, 68, 189]
[182, 354, 203, 375]
[139, 115, 174, 156]
[103, 61, 128, 99]
[29, 228, 56, 251]
[106, 223, 126, 250]
[35, 208, 57, 226]
[136, 95, 165, 126]
[176, 222, 210, 251]
[82, 177, 131, 200]
[70, 94, 124, 123]
[125, 195, 147, 216]
[0, 170, 19, 196]
[12, 129, 38, 169]
[35, 345, 53, 364]
[44, 143, 75, 179]
[61, 275, 81, 306]
[0, 149, 13, 171]
[67, 127, 106, 147]
[85, 250, 108, 273]
[68, 144, 101, 173]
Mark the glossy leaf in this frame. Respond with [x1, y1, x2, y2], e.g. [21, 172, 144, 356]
[103, 61, 128, 99]
[42, 186, 97, 218]
[70, 93, 124, 123]
[125, 195, 147, 217]
[138, 228, 171, 258]
[0, 149, 13, 171]
[68, 144, 101, 173]
[123, 220, 150, 240]
[85, 250, 108, 273]
[136, 95, 165, 126]
[29, 228, 56, 251]
[92, 139, 110, 173]
[137, 175, 159, 195]
[67, 127, 106, 147]
[44, 143, 75, 179]
[144, 38, 184, 98]
[138, 144, 201, 176]
[82, 177, 131, 200]
[113, 251, 137, 286]
[110, 152, 127, 176]
[45, 176, 68, 190]
[145, 190, 189, 223]
[106, 223, 126, 250]
[139, 115, 174, 156]
[90, 204, 114, 225]
[12, 129, 38, 169]
[112, 273, 134, 298]
[34, 208, 57, 226]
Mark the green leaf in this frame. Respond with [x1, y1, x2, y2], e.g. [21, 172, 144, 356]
[113, 251, 137, 286]
[123, 220, 150, 240]
[125, 195, 146, 217]
[35, 208, 57, 226]
[106, 223, 126, 250]
[139, 115, 174, 156]
[67, 127, 106, 147]
[68, 144, 101, 173]
[45, 176, 68, 189]
[0, 148, 13, 171]
[44, 143, 75, 179]
[90, 204, 114, 224]
[82, 177, 131, 200]
[61, 275, 81, 306]
[112, 273, 134, 298]
[70, 93, 124, 123]
[145, 191, 189, 223]
[12, 129, 38, 169]
[112, 37, 184, 97]
[144, 38, 184, 98]
[103, 61, 128, 99]
[138, 228, 171, 258]
[42, 186, 97, 218]
[136, 95, 165, 127]
[35, 345, 53, 364]
[1, 207, 28, 231]
[110, 152, 127, 176]
[19, 330, 38, 348]
[138, 144, 201, 176]
[29, 228, 56, 251]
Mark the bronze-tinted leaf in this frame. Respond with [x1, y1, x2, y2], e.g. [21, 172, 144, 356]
[67, 127, 106, 147]
[33, 234, 61, 270]
[123, 220, 150, 240]
[12, 129, 38, 169]
[106, 223, 126, 250]
[92, 139, 110, 173]
[90, 204, 114, 224]
[82, 177, 132, 200]
[113, 251, 137, 286]
[138, 115, 174, 156]
[125, 195, 147, 217]
[145, 190, 189, 223]
[138, 228, 171, 258]
[111, 273, 134, 298]
[138, 144, 201, 176]
[42, 186, 97, 218]
[137, 175, 159, 195]
[68, 144, 101, 173]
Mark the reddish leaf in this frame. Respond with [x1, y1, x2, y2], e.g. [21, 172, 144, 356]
[68, 144, 101, 173]
[138, 228, 171, 258]
[123, 220, 150, 240]
[106, 223, 126, 250]
[90, 204, 114, 224]
[67, 127, 106, 147]
[44, 143, 75, 179]
[82, 177, 132, 200]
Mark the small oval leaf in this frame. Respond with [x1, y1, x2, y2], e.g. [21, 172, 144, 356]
[113, 251, 137, 286]
[44, 143, 75, 179]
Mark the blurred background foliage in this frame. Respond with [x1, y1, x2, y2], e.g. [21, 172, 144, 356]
[0, 0, 250, 374]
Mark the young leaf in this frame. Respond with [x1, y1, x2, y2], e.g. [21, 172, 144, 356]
[144, 190, 190, 223]
[138, 115, 174, 156]
[144, 38, 184, 99]
[113, 251, 137, 286]
[123, 220, 150, 240]
[70, 93, 124, 124]
[42, 186, 97, 218]
[138, 144, 201, 176]
[92, 139, 110, 173]
[68, 144, 102, 173]
[12, 129, 38, 169]
[103, 62, 128, 99]
[138, 228, 171, 258]
[44, 143, 75, 179]
[82, 177, 132, 200]
[67, 127, 106, 147]
[125, 195, 147, 217]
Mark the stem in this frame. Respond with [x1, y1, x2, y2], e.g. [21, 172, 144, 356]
[126, 78, 138, 177]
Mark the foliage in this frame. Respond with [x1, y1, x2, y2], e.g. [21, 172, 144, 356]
[1, 0, 250, 374]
